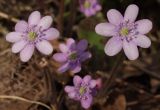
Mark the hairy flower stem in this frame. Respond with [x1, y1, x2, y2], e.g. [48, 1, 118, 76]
[44, 68, 58, 109]
[103, 53, 124, 95]
[66, 0, 77, 36]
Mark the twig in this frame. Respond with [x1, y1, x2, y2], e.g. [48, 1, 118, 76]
[0, 11, 19, 23]
[0, 95, 52, 110]
[124, 62, 160, 81]
[127, 94, 160, 106]
[97, 71, 152, 96]
[0, 49, 11, 56]
[27, 67, 57, 110]
[133, 64, 160, 80]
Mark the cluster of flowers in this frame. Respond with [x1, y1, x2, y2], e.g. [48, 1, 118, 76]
[5, 0, 152, 109]
[79, 0, 102, 17]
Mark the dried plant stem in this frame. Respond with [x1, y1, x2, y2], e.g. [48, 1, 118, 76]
[103, 53, 124, 95]
[0, 95, 52, 110]
[127, 94, 160, 106]
[57, 0, 64, 34]
[97, 71, 152, 96]
[131, 63, 160, 80]
[0, 49, 11, 56]
[0, 11, 19, 23]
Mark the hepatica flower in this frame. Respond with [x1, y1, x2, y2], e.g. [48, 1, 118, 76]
[6, 11, 59, 62]
[95, 4, 152, 60]
[65, 75, 97, 109]
[53, 38, 91, 74]
[79, 0, 102, 17]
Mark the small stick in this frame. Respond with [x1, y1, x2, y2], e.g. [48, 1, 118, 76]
[97, 71, 151, 95]
[127, 94, 160, 106]
[0, 95, 52, 110]
[0, 49, 11, 56]
[124, 61, 160, 80]
[0, 11, 19, 23]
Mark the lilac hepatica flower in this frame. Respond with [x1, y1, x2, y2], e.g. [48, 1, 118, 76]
[95, 4, 152, 60]
[6, 11, 59, 62]
[53, 38, 91, 74]
[65, 75, 97, 109]
[79, 0, 102, 17]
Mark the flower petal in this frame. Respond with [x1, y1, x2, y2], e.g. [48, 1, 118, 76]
[79, 51, 92, 62]
[36, 40, 53, 55]
[68, 91, 76, 99]
[58, 63, 70, 73]
[95, 23, 116, 36]
[83, 75, 91, 83]
[20, 44, 35, 62]
[107, 9, 123, 25]
[77, 39, 88, 51]
[73, 75, 82, 86]
[81, 95, 92, 109]
[53, 53, 68, 62]
[6, 32, 23, 43]
[133, 35, 151, 48]
[64, 86, 75, 93]
[136, 19, 152, 34]
[124, 4, 139, 22]
[12, 40, 28, 53]
[43, 28, 60, 40]
[89, 80, 97, 88]
[67, 38, 75, 47]
[71, 65, 81, 74]
[15, 20, 28, 32]
[38, 16, 53, 30]
[123, 40, 139, 60]
[28, 11, 41, 26]
[59, 43, 69, 53]
[84, 9, 93, 17]
[95, 5, 102, 11]
[104, 37, 122, 56]
[95, 78, 102, 89]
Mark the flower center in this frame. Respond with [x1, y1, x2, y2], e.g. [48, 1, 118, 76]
[84, 1, 91, 8]
[120, 27, 129, 36]
[28, 31, 37, 41]
[69, 52, 77, 60]
[79, 87, 86, 95]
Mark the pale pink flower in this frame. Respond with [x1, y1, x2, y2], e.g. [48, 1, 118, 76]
[95, 4, 152, 60]
[79, 0, 102, 17]
[65, 75, 97, 109]
[6, 11, 59, 62]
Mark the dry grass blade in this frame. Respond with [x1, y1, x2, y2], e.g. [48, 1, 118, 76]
[0, 95, 52, 110]
[0, 11, 19, 23]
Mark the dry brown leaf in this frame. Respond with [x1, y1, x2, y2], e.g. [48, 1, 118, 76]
[103, 95, 126, 110]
